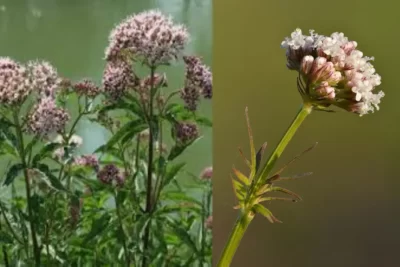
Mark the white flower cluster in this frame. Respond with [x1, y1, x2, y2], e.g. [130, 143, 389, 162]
[281, 29, 384, 116]
[105, 10, 189, 67]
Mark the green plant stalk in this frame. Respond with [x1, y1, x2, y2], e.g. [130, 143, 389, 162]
[115, 192, 130, 266]
[12, 110, 41, 267]
[217, 103, 312, 267]
[141, 66, 156, 267]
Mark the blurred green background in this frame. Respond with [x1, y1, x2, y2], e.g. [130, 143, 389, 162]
[214, 0, 400, 266]
[0, 0, 212, 189]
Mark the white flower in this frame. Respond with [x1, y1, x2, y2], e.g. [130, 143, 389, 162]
[281, 29, 384, 116]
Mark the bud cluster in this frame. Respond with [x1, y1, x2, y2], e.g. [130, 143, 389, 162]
[281, 29, 384, 116]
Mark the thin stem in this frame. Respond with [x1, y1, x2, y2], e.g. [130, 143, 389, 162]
[216, 211, 254, 267]
[0, 221, 9, 267]
[12, 110, 41, 266]
[217, 103, 313, 266]
[141, 66, 156, 267]
[115, 192, 130, 266]
[257, 103, 312, 184]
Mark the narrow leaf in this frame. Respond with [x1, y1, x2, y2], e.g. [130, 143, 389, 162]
[272, 172, 313, 182]
[272, 142, 318, 176]
[255, 196, 297, 204]
[32, 142, 62, 165]
[95, 119, 147, 153]
[3, 163, 24, 186]
[232, 167, 250, 186]
[253, 204, 282, 223]
[255, 142, 268, 173]
[237, 147, 251, 168]
[245, 107, 256, 170]
[268, 186, 302, 201]
[162, 162, 186, 188]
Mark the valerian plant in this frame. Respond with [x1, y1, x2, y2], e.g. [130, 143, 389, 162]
[217, 29, 384, 266]
[0, 10, 212, 267]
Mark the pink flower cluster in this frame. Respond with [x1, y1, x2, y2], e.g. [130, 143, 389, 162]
[27, 97, 70, 137]
[0, 57, 32, 105]
[281, 29, 384, 116]
[105, 10, 189, 67]
[180, 56, 213, 111]
[97, 164, 125, 187]
[175, 122, 199, 145]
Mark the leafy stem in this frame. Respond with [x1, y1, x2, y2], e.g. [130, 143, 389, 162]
[141, 66, 156, 267]
[114, 191, 130, 266]
[12, 108, 41, 267]
[217, 103, 313, 267]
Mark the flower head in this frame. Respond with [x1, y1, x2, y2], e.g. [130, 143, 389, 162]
[180, 56, 212, 111]
[102, 59, 139, 100]
[281, 29, 384, 116]
[27, 60, 61, 98]
[205, 215, 212, 229]
[200, 166, 213, 180]
[27, 97, 70, 137]
[175, 121, 199, 145]
[73, 154, 100, 172]
[73, 79, 101, 98]
[97, 164, 125, 187]
[105, 10, 189, 66]
[0, 57, 32, 105]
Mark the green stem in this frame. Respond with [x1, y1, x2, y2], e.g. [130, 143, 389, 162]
[217, 103, 312, 266]
[115, 192, 130, 266]
[12, 110, 41, 266]
[257, 103, 312, 184]
[141, 66, 156, 267]
[217, 211, 254, 267]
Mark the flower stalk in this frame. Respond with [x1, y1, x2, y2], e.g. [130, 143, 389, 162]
[217, 103, 313, 266]
[12, 109, 41, 267]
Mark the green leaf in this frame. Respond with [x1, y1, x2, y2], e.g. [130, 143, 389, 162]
[168, 137, 202, 161]
[36, 164, 68, 192]
[195, 116, 212, 127]
[255, 142, 268, 174]
[99, 98, 144, 119]
[167, 221, 199, 254]
[253, 204, 282, 223]
[0, 229, 14, 244]
[3, 163, 24, 186]
[162, 162, 186, 188]
[95, 119, 147, 153]
[245, 107, 256, 180]
[160, 192, 202, 207]
[232, 167, 250, 186]
[266, 186, 302, 201]
[32, 142, 62, 165]
[83, 213, 111, 244]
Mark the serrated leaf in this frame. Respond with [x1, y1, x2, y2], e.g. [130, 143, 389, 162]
[36, 164, 68, 192]
[3, 163, 24, 186]
[232, 167, 250, 186]
[168, 136, 202, 161]
[32, 142, 62, 165]
[162, 162, 186, 188]
[95, 119, 147, 153]
[253, 204, 282, 223]
[167, 221, 198, 254]
[160, 192, 202, 207]
[83, 213, 111, 244]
